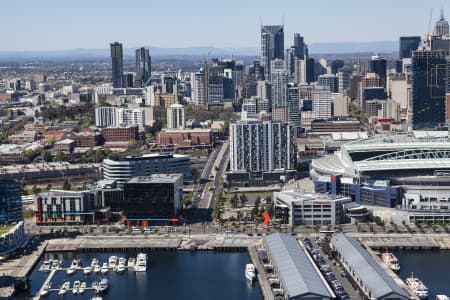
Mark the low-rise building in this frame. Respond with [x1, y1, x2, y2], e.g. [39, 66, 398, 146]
[8, 131, 39, 144]
[66, 131, 101, 147]
[331, 234, 409, 300]
[273, 190, 352, 226]
[35, 190, 100, 225]
[0, 221, 25, 254]
[53, 139, 75, 153]
[101, 126, 139, 143]
[119, 174, 183, 219]
[264, 233, 334, 300]
[156, 128, 213, 148]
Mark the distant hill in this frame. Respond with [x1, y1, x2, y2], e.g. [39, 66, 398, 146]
[0, 41, 398, 61]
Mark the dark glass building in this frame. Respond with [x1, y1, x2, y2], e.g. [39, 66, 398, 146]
[293, 33, 305, 59]
[121, 174, 183, 219]
[110, 42, 123, 88]
[412, 50, 448, 129]
[0, 181, 22, 224]
[370, 55, 387, 88]
[135, 47, 151, 85]
[399, 36, 421, 59]
[261, 25, 284, 80]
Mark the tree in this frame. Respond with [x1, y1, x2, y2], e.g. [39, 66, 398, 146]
[31, 185, 41, 195]
[62, 178, 71, 190]
[255, 196, 261, 207]
[239, 193, 248, 207]
[53, 150, 65, 162]
[42, 150, 52, 162]
[230, 194, 238, 209]
[265, 196, 272, 204]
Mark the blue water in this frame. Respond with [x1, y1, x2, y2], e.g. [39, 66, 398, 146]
[23, 251, 262, 300]
[394, 250, 450, 298]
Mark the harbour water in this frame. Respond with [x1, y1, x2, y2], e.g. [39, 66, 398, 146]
[394, 250, 450, 298]
[22, 252, 262, 300]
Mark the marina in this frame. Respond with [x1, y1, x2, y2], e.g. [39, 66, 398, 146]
[23, 251, 262, 300]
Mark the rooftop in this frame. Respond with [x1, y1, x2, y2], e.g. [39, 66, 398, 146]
[127, 173, 183, 184]
[331, 234, 408, 299]
[274, 190, 351, 204]
[265, 233, 333, 299]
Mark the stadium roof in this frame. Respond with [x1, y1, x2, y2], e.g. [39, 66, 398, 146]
[265, 233, 333, 299]
[331, 234, 409, 299]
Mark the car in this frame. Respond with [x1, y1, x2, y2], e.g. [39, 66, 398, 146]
[340, 271, 346, 277]
[247, 233, 254, 236]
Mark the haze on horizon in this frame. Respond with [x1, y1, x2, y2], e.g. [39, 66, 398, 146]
[0, 0, 447, 51]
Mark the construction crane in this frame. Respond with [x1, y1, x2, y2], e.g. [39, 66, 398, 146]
[425, 8, 433, 48]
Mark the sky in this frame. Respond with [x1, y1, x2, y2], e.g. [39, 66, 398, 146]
[0, 0, 447, 51]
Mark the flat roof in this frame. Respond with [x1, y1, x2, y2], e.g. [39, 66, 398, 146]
[274, 190, 351, 204]
[265, 233, 333, 299]
[127, 174, 183, 184]
[331, 234, 408, 299]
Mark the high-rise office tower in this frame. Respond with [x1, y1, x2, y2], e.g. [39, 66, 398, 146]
[167, 103, 185, 129]
[208, 73, 224, 106]
[191, 70, 206, 106]
[399, 36, 421, 59]
[293, 33, 305, 59]
[135, 47, 151, 85]
[230, 120, 297, 172]
[286, 47, 296, 75]
[318, 74, 339, 93]
[338, 66, 353, 94]
[370, 55, 387, 88]
[271, 59, 288, 110]
[0, 181, 22, 224]
[288, 85, 300, 128]
[411, 50, 448, 129]
[261, 25, 284, 80]
[434, 9, 449, 36]
[312, 87, 333, 119]
[110, 42, 123, 88]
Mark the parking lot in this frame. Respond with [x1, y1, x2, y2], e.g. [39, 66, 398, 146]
[303, 236, 363, 300]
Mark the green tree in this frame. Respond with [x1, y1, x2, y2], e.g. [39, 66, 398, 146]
[230, 194, 238, 209]
[42, 150, 52, 162]
[31, 185, 41, 195]
[53, 150, 65, 162]
[62, 178, 71, 190]
[239, 193, 248, 207]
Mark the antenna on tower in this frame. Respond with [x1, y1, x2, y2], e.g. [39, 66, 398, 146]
[282, 14, 285, 26]
[259, 16, 263, 27]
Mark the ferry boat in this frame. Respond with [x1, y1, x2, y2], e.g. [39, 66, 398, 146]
[406, 273, 428, 299]
[245, 263, 256, 284]
[101, 262, 109, 274]
[58, 281, 70, 295]
[97, 279, 109, 293]
[127, 257, 136, 269]
[135, 253, 148, 272]
[381, 252, 400, 272]
[79, 282, 87, 294]
[72, 280, 81, 294]
[108, 256, 118, 268]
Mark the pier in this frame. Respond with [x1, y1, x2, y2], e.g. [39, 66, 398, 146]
[248, 246, 274, 300]
[350, 233, 443, 250]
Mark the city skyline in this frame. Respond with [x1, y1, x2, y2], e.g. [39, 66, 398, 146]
[0, 0, 447, 51]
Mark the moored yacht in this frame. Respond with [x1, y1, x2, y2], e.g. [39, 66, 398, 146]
[406, 273, 428, 299]
[381, 252, 400, 272]
[72, 280, 81, 295]
[245, 263, 256, 284]
[97, 279, 109, 293]
[101, 262, 109, 275]
[108, 256, 118, 269]
[135, 253, 148, 272]
[127, 257, 136, 269]
[58, 281, 70, 295]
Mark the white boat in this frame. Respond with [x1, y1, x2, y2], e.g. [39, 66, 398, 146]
[51, 260, 61, 270]
[58, 281, 70, 295]
[78, 282, 86, 294]
[39, 260, 51, 272]
[135, 253, 147, 272]
[91, 297, 102, 300]
[118, 257, 126, 266]
[406, 273, 428, 299]
[245, 263, 256, 284]
[436, 295, 449, 300]
[40, 282, 51, 296]
[72, 280, 81, 294]
[101, 262, 109, 274]
[97, 279, 109, 293]
[94, 263, 101, 273]
[381, 252, 400, 271]
[67, 266, 77, 275]
[71, 258, 81, 268]
[91, 258, 99, 267]
[127, 257, 136, 269]
[91, 281, 98, 290]
[83, 266, 92, 275]
[108, 256, 118, 268]
[67, 258, 80, 275]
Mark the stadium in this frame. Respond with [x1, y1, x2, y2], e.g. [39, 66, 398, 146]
[310, 131, 450, 222]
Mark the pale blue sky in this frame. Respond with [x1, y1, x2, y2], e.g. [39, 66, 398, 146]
[0, 0, 447, 51]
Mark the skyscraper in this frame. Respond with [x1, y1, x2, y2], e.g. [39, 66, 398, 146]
[167, 104, 185, 129]
[135, 47, 151, 85]
[0, 180, 22, 224]
[434, 8, 450, 36]
[370, 55, 387, 88]
[110, 42, 123, 88]
[261, 25, 284, 80]
[399, 36, 421, 59]
[293, 33, 305, 59]
[271, 59, 288, 120]
[411, 50, 448, 129]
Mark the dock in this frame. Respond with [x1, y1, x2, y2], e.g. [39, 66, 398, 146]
[0, 241, 47, 278]
[34, 269, 57, 300]
[248, 246, 274, 300]
[350, 233, 442, 250]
